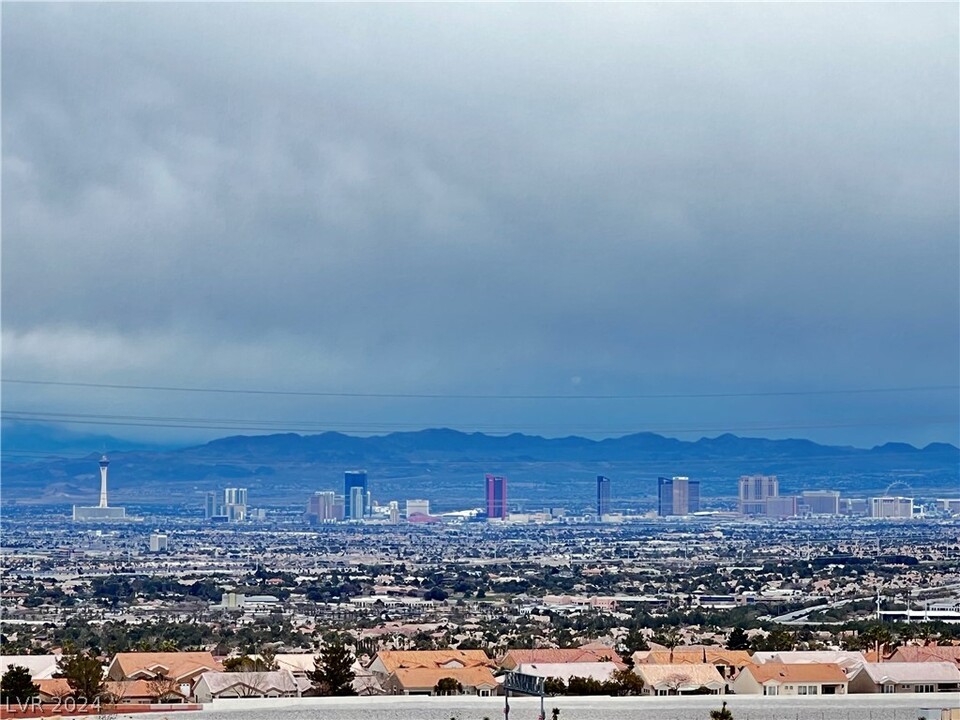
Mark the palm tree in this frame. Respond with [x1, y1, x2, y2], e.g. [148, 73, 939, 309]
[709, 701, 734, 720]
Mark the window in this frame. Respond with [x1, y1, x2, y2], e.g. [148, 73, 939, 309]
[809, 686, 818, 695]
[883, 684, 895, 693]
[798, 686, 807, 695]
[764, 686, 778, 696]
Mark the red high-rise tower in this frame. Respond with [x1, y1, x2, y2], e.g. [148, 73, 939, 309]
[485, 474, 508, 520]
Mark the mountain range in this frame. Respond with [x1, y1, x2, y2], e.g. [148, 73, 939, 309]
[2, 423, 957, 512]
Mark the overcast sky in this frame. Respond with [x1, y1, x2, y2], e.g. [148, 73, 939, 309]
[2, 3, 958, 448]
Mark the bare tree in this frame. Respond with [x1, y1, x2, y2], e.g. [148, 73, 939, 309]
[662, 673, 693, 696]
[147, 677, 182, 703]
[229, 673, 271, 698]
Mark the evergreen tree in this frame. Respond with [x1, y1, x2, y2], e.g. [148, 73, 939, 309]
[57, 653, 106, 701]
[433, 677, 462, 695]
[0, 666, 39, 704]
[727, 627, 750, 651]
[310, 639, 356, 696]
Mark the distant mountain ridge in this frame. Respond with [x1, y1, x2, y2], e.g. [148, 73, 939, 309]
[1, 425, 957, 510]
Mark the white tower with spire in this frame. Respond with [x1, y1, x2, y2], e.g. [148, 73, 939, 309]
[73, 455, 126, 521]
[98, 455, 110, 508]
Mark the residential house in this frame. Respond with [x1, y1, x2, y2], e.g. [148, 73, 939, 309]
[515, 661, 622, 684]
[193, 670, 300, 703]
[633, 647, 754, 681]
[368, 650, 494, 682]
[848, 662, 960, 694]
[751, 650, 866, 675]
[887, 645, 960, 668]
[500, 647, 624, 672]
[633, 663, 726, 696]
[731, 662, 848, 696]
[106, 651, 223, 698]
[367, 649, 497, 697]
[0, 655, 62, 680]
[34, 679, 188, 705]
[381, 666, 499, 696]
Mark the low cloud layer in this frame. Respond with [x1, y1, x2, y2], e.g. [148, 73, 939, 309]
[3, 4, 958, 446]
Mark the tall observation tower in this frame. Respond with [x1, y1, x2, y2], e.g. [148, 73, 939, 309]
[73, 455, 127, 521]
[98, 455, 110, 508]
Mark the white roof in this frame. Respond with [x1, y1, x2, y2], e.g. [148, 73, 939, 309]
[248, 654, 316, 674]
[754, 651, 866, 671]
[0, 655, 61, 680]
[516, 662, 621, 683]
[857, 662, 960, 685]
[197, 670, 298, 695]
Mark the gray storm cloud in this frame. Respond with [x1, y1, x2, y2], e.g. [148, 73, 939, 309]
[2, 3, 958, 446]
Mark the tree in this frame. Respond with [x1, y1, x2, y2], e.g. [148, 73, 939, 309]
[608, 668, 645, 696]
[258, 645, 279, 671]
[57, 653, 106, 702]
[710, 700, 734, 720]
[662, 672, 693, 695]
[620, 627, 649, 666]
[858, 624, 897, 659]
[543, 677, 566, 696]
[310, 639, 356, 696]
[0, 665, 39, 704]
[433, 677, 463, 696]
[727, 627, 750, 651]
[750, 627, 794, 652]
[147, 677, 182, 703]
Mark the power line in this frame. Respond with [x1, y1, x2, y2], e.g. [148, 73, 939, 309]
[2, 378, 957, 401]
[2, 409, 957, 437]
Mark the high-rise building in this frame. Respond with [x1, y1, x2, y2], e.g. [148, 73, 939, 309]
[658, 476, 700, 516]
[800, 490, 840, 516]
[306, 491, 338, 524]
[223, 488, 248, 522]
[406, 499, 430, 518]
[739, 475, 779, 515]
[344, 471, 368, 519]
[204, 491, 218, 520]
[870, 496, 914, 519]
[73, 456, 127, 521]
[204, 488, 247, 522]
[388, 501, 400, 524]
[149, 533, 168, 552]
[765, 496, 798, 518]
[596, 476, 611, 517]
[657, 477, 673, 516]
[350, 486, 364, 521]
[485, 474, 508, 520]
